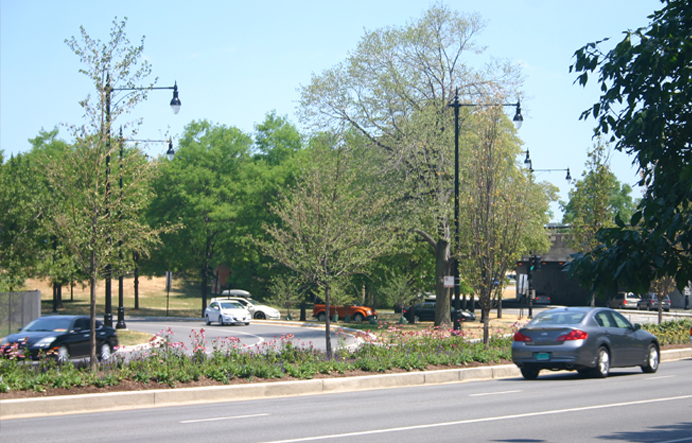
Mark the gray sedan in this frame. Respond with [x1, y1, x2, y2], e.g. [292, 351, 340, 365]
[512, 307, 659, 380]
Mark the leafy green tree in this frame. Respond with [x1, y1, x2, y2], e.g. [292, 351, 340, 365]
[560, 138, 636, 305]
[260, 137, 400, 358]
[0, 152, 47, 291]
[266, 274, 305, 320]
[223, 112, 303, 298]
[146, 120, 253, 315]
[48, 17, 166, 369]
[568, 0, 692, 294]
[650, 276, 675, 324]
[299, 4, 525, 326]
[458, 104, 553, 344]
[380, 272, 418, 323]
[562, 138, 636, 251]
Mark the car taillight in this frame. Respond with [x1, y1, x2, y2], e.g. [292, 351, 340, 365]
[513, 331, 532, 342]
[689, 326, 692, 337]
[558, 329, 588, 341]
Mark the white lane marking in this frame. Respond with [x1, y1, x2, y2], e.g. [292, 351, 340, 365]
[659, 438, 692, 443]
[469, 390, 522, 397]
[181, 413, 269, 424]
[260, 394, 692, 443]
[645, 375, 676, 380]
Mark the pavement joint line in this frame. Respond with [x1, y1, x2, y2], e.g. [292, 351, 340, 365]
[1, 349, 689, 420]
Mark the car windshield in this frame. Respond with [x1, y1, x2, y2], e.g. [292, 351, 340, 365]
[220, 302, 243, 310]
[23, 317, 73, 332]
[528, 311, 586, 326]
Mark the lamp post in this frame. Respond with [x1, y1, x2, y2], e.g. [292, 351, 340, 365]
[448, 89, 523, 331]
[104, 75, 181, 328]
[522, 155, 571, 318]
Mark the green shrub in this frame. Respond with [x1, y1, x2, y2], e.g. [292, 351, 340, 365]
[3, 319, 687, 395]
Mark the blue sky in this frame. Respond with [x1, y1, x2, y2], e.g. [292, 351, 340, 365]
[1, 0, 659, 220]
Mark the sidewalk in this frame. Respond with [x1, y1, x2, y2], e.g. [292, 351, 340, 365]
[2, 348, 689, 420]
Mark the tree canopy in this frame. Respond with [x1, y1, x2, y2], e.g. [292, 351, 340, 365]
[299, 3, 535, 326]
[569, 0, 692, 295]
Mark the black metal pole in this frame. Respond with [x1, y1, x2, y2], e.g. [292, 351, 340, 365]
[104, 75, 112, 327]
[452, 89, 462, 331]
[116, 127, 126, 329]
[528, 255, 534, 319]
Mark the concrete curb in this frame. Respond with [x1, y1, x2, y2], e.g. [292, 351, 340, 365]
[2, 349, 689, 420]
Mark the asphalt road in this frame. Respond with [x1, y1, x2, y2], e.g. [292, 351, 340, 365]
[3, 359, 691, 442]
[122, 319, 361, 354]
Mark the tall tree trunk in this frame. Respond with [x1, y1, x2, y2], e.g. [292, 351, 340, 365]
[200, 267, 209, 318]
[89, 249, 97, 372]
[133, 252, 139, 310]
[325, 282, 332, 359]
[434, 239, 452, 327]
[483, 312, 490, 348]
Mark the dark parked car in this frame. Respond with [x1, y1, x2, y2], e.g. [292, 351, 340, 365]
[0, 315, 118, 362]
[512, 307, 659, 380]
[403, 302, 476, 323]
[637, 293, 671, 312]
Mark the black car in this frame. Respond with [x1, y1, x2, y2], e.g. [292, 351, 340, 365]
[0, 315, 118, 362]
[403, 302, 476, 323]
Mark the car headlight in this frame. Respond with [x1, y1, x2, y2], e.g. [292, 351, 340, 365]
[366, 310, 372, 315]
[34, 336, 56, 348]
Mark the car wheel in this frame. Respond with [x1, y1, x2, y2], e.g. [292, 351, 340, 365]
[317, 312, 327, 322]
[57, 346, 69, 363]
[414, 315, 420, 324]
[254, 312, 266, 320]
[99, 343, 112, 361]
[206, 315, 211, 325]
[591, 347, 610, 378]
[641, 344, 659, 373]
[218, 316, 224, 326]
[353, 313, 364, 322]
[245, 322, 250, 326]
[520, 366, 540, 380]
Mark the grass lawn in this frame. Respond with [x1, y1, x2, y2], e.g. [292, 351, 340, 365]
[23, 276, 527, 342]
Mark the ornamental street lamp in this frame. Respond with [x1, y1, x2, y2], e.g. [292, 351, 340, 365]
[448, 89, 523, 331]
[114, 133, 176, 329]
[104, 75, 181, 328]
[522, 156, 572, 318]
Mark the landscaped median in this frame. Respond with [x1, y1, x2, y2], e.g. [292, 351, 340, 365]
[2, 349, 690, 420]
[0, 363, 519, 419]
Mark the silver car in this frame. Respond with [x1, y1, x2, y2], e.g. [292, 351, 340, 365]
[512, 307, 659, 380]
[607, 292, 641, 309]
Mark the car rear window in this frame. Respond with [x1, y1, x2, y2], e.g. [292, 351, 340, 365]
[529, 311, 586, 326]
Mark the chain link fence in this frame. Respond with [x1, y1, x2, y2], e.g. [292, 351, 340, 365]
[0, 291, 41, 336]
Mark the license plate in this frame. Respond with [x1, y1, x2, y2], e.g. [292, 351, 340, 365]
[535, 352, 551, 361]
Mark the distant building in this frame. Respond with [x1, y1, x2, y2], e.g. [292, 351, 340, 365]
[515, 227, 591, 306]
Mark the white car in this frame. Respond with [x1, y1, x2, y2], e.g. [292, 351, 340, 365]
[214, 290, 281, 320]
[204, 300, 251, 326]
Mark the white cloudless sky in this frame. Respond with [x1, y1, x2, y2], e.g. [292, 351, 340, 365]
[1, 0, 660, 220]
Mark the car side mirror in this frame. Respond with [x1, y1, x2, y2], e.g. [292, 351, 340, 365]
[633, 323, 641, 331]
